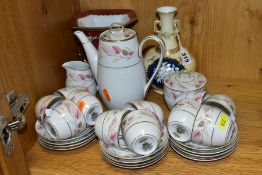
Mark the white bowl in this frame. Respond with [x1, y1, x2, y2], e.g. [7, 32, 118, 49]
[163, 71, 207, 110]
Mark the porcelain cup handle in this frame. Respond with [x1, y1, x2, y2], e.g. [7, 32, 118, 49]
[138, 35, 166, 97]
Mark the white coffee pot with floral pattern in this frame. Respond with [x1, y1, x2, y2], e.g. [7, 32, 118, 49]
[74, 23, 165, 109]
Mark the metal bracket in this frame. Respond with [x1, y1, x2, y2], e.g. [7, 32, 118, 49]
[0, 90, 29, 155]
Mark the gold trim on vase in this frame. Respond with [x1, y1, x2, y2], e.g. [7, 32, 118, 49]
[155, 46, 180, 54]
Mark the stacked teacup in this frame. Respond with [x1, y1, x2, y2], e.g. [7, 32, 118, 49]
[164, 71, 239, 161]
[35, 87, 103, 150]
[95, 101, 169, 169]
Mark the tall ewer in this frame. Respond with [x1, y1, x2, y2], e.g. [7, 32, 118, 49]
[143, 6, 196, 94]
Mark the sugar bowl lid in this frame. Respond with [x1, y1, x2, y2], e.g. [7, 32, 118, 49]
[164, 71, 207, 92]
[100, 23, 136, 42]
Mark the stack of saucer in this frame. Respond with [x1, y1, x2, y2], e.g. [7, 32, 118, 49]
[34, 88, 103, 151]
[99, 125, 169, 169]
[95, 101, 168, 169]
[167, 97, 239, 161]
[169, 129, 238, 161]
[36, 121, 96, 151]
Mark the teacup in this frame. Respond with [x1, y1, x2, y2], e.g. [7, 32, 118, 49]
[168, 99, 201, 142]
[67, 91, 103, 126]
[44, 99, 87, 140]
[124, 101, 164, 125]
[43, 108, 72, 140]
[35, 120, 52, 139]
[164, 71, 207, 110]
[121, 109, 161, 155]
[54, 87, 88, 98]
[192, 104, 234, 146]
[35, 95, 64, 122]
[95, 110, 131, 148]
[203, 94, 236, 115]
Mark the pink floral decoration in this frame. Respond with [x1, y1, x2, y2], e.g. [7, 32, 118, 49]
[40, 107, 46, 114]
[112, 46, 121, 54]
[36, 123, 43, 130]
[171, 92, 177, 100]
[192, 130, 202, 144]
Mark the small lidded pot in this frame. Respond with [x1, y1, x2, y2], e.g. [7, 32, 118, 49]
[164, 71, 207, 110]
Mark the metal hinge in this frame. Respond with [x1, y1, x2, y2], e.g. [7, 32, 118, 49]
[0, 90, 29, 155]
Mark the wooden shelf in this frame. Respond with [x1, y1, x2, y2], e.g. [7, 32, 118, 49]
[26, 78, 262, 174]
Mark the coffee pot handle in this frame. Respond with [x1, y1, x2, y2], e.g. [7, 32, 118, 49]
[138, 35, 166, 96]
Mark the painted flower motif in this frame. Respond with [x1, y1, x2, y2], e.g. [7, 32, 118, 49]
[78, 74, 87, 80]
[90, 111, 99, 122]
[192, 130, 203, 144]
[171, 92, 177, 100]
[142, 142, 153, 151]
[112, 46, 121, 54]
[70, 96, 76, 101]
[65, 103, 81, 120]
[139, 138, 153, 151]
[194, 93, 204, 103]
[36, 122, 44, 130]
[102, 45, 135, 59]
[108, 118, 118, 142]
[103, 142, 110, 149]
[40, 106, 46, 115]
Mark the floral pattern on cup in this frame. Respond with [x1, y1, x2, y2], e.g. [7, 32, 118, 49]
[96, 110, 129, 148]
[192, 104, 234, 146]
[35, 120, 52, 139]
[191, 105, 214, 145]
[63, 101, 86, 133]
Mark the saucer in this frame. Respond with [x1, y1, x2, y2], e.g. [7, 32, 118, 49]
[99, 125, 169, 160]
[98, 125, 169, 169]
[169, 128, 239, 161]
[170, 141, 238, 161]
[35, 120, 95, 150]
[102, 146, 168, 169]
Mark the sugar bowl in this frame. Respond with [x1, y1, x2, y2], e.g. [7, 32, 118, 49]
[164, 71, 207, 110]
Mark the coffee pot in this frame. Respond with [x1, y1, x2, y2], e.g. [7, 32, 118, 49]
[74, 23, 165, 109]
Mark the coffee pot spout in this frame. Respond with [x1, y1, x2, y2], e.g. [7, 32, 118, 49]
[74, 31, 98, 80]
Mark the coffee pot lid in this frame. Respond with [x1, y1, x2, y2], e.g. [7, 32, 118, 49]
[164, 71, 207, 92]
[100, 23, 136, 42]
